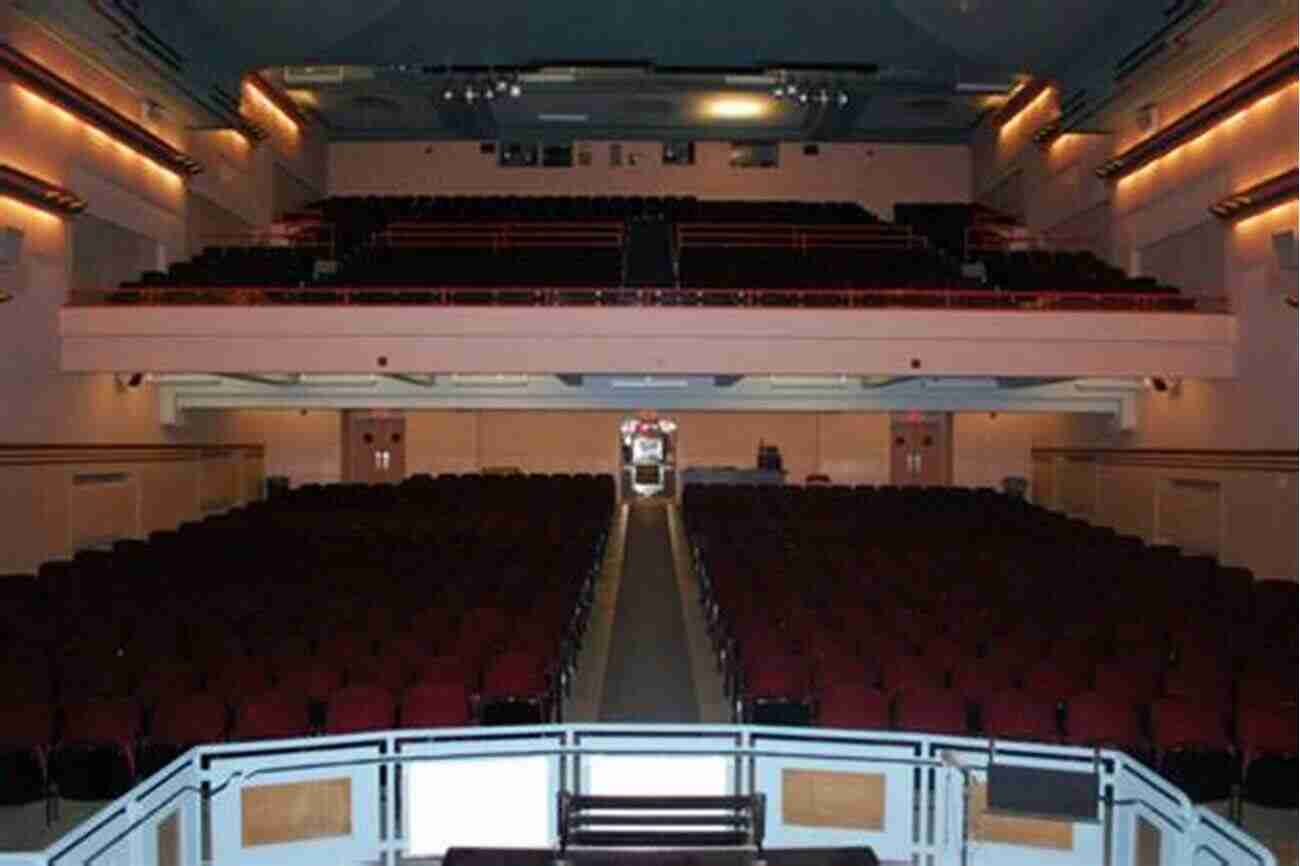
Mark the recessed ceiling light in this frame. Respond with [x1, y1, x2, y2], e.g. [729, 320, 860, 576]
[703, 96, 772, 120]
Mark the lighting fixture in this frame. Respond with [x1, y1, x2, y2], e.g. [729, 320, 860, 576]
[1096, 48, 1297, 181]
[438, 74, 524, 103]
[769, 77, 851, 110]
[0, 43, 201, 177]
[1208, 168, 1298, 221]
[0, 164, 87, 216]
[1032, 89, 1089, 147]
[242, 74, 306, 134]
[993, 78, 1054, 132]
[703, 96, 771, 120]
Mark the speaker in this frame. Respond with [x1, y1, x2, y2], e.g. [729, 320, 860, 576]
[0, 226, 23, 267]
[1272, 230, 1297, 272]
[0, 226, 23, 303]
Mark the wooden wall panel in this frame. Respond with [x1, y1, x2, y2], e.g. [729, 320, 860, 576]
[241, 778, 352, 847]
[199, 453, 241, 513]
[782, 769, 885, 830]
[67, 471, 137, 551]
[1033, 449, 1297, 579]
[1059, 457, 1098, 518]
[0, 444, 262, 572]
[968, 782, 1074, 851]
[1135, 816, 1161, 866]
[157, 810, 180, 866]
[1158, 478, 1221, 555]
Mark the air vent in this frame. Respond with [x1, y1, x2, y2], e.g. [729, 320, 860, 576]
[351, 95, 402, 116]
[284, 65, 346, 85]
[904, 97, 952, 113]
[73, 472, 129, 486]
[617, 98, 675, 117]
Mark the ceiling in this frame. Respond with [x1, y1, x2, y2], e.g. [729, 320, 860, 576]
[22, 0, 1185, 142]
[262, 64, 997, 142]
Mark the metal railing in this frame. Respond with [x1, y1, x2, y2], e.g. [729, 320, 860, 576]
[0, 724, 1275, 866]
[65, 285, 1230, 312]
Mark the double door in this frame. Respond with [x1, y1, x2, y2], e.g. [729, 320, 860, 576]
[889, 414, 950, 487]
[345, 414, 406, 483]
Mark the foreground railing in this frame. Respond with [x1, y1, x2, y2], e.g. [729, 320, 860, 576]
[65, 286, 1230, 312]
[0, 725, 1274, 866]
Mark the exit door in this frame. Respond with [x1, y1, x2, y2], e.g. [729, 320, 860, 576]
[890, 413, 950, 487]
[345, 414, 406, 484]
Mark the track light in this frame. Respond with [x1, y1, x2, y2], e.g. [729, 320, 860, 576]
[438, 75, 523, 104]
[770, 77, 852, 110]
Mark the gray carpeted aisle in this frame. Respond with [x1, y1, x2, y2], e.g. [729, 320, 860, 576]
[599, 501, 699, 722]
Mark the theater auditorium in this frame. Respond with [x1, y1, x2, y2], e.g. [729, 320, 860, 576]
[0, 1, 1295, 864]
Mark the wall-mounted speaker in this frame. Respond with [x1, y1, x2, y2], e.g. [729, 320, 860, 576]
[0, 226, 23, 266]
[1272, 230, 1297, 272]
[0, 226, 23, 303]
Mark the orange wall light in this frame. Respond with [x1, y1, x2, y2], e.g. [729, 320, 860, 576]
[1096, 48, 1297, 181]
[0, 163, 87, 216]
[0, 43, 201, 179]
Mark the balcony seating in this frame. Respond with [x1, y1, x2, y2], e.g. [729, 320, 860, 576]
[95, 196, 1187, 308]
[685, 484, 1287, 801]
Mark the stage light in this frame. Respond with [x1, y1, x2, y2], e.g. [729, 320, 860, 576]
[703, 96, 771, 120]
[508, 83, 523, 98]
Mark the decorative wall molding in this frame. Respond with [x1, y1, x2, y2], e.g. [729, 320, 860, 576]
[0, 42, 203, 176]
[0, 163, 87, 216]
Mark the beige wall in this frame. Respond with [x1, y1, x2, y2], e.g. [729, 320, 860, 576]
[951, 412, 1112, 490]
[0, 445, 264, 573]
[185, 410, 343, 486]
[973, 14, 1299, 578]
[973, 14, 1298, 454]
[0, 11, 325, 448]
[1033, 449, 1297, 581]
[329, 140, 970, 219]
[228, 409, 898, 487]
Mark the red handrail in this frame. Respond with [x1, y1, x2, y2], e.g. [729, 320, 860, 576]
[69, 285, 1221, 312]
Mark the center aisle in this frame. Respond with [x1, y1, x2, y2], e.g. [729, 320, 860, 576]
[599, 499, 699, 722]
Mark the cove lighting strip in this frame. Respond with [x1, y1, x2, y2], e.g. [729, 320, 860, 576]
[1209, 167, 1298, 221]
[243, 73, 306, 133]
[0, 163, 86, 216]
[1095, 48, 1298, 181]
[993, 78, 1053, 131]
[0, 44, 201, 176]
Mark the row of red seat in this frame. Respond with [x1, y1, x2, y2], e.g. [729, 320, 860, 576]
[0, 473, 615, 804]
[685, 484, 1297, 806]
